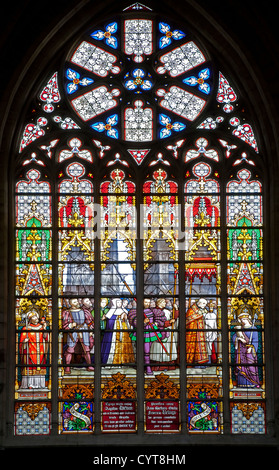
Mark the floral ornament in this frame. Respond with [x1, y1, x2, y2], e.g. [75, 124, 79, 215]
[149, 152, 171, 166]
[107, 153, 129, 167]
[218, 139, 237, 158]
[127, 149, 150, 165]
[158, 22, 186, 49]
[233, 152, 255, 166]
[91, 22, 118, 49]
[166, 139, 185, 158]
[39, 72, 61, 113]
[91, 114, 119, 139]
[124, 69, 153, 93]
[40, 139, 59, 158]
[22, 152, 45, 167]
[92, 140, 111, 159]
[184, 137, 219, 162]
[58, 138, 93, 163]
[217, 72, 237, 113]
[53, 116, 80, 129]
[19, 117, 48, 152]
[66, 69, 94, 94]
[197, 116, 224, 130]
[183, 68, 211, 95]
[229, 117, 258, 152]
[159, 114, 186, 139]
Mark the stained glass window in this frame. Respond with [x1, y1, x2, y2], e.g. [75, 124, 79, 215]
[13, 3, 265, 439]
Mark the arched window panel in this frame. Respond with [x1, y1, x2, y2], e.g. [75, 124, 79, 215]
[15, 296, 52, 399]
[142, 167, 180, 432]
[12, 4, 266, 438]
[184, 160, 223, 434]
[226, 168, 265, 434]
[57, 160, 95, 434]
[14, 168, 53, 425]
[99, 168, 137, 433]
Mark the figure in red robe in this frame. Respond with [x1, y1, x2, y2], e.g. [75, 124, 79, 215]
[19, 309, 49, 389]
[186, 298, 209, 365]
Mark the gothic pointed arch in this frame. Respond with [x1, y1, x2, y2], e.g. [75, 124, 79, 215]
[1, 0, 279, 451]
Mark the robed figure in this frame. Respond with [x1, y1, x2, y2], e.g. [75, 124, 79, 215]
[101, 298, 135, 365]
[82, 298, 95, 357]
[186, 298, 209, 365]
[128, 298, 168, 375]
[233, 311, 261, 388]
[62, 298, 94, 373]
[19, 309, 49, 389]
[150, 298, 179, 369]
[204, 301, 218, 364]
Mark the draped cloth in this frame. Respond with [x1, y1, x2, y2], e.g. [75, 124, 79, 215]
[234, 328, 261, 387]
[19, 321, 49, 389]
[186, 303, 209, 364]
[101, 298, 135, 364]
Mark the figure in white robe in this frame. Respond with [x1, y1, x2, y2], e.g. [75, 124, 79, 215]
[204, 301, 218, 364]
